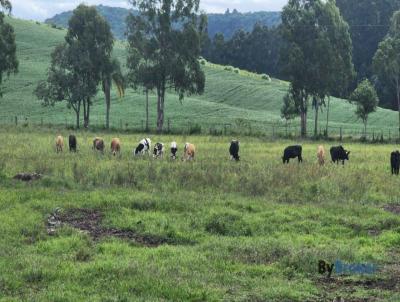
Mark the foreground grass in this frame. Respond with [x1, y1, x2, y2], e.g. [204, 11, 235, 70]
[0, 127, 400, 301]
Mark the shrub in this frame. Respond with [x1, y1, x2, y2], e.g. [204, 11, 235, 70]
[233, 68, 240, 74]
[224, 66, 234, 72]
[261, 74, 271, 82]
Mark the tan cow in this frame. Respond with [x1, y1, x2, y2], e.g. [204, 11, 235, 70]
[55, 135, 64, 153]
[93, 137, 105, 152]
[111, 138, 121, 156]
[183, 143, 195, 161]
[317, 145, 325, 166]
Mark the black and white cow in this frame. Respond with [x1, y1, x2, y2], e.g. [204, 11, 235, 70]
[153, 142, 165, 158]
[330, 146, 350, 165]
[391, 151, 400, 175]
[134, 138, 151, 156]
[229, 140, 240, 161]
[170, 142, 178, 160]
[282, 145, 303, 164]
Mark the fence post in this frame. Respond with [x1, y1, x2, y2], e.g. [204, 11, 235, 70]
[272, 125, 275, 138]
[167, 118, 171, 133]
[224, 124, 227, 136]
[340, 127, 342, 141]
[15, 116, 17, 126]
[389, 130, 391, 141]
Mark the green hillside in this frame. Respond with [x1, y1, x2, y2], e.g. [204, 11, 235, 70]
[0, 17, 398, 137]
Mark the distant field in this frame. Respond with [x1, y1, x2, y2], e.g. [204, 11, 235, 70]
[0, 127, 399, 301]
[1, 18, 400, 138]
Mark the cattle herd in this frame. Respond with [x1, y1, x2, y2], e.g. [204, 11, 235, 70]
[53, 135, 400, 174]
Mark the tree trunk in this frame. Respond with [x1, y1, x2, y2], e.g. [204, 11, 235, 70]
[325, 96, 330, 137]
[83, 98, 90, 129]
[314, 99, 319, 138]
[364, 120, 367, 138]
[104, 80, 111, 129]
[156, 87, 165, 133]
[145, 88, 149, 132]
[300, 111, 307, 138]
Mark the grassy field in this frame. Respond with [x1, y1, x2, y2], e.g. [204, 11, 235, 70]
[0, 127, 400, 301]
[1, 17, 400, 137]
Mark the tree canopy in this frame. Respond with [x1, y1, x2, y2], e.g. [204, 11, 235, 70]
[0, 0, 18, 97]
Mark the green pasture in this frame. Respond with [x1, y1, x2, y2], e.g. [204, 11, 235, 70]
[0, 127, 399, 301]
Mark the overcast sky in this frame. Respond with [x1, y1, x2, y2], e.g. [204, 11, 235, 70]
[10, 0, 286, 21]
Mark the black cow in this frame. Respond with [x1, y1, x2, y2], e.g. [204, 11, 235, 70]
[283, 145, 303, 164]
[391, 151, 400, 175]
[330, 146, 350, 165]
[229, 140, 240, 161]
[69, 135, 77, 152]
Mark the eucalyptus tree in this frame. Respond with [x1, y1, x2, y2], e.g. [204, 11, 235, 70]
[281, 0, 354, 137]
[0, 0, 18, 97]
[126, 0, 206, 132]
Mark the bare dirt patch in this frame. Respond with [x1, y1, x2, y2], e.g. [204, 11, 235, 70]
[48, 208, 194, 247]
[315, 268, 400, 302]
[383, 204, 400, 215]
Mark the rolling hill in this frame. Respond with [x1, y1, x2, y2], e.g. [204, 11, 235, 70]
[45, 5, 281, 40]
[0, 17, 398, 138]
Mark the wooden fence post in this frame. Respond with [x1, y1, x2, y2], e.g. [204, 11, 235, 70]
[15, 116, 17, 126]
[340, 127, 342, 141]
[167, 118, 171, 133]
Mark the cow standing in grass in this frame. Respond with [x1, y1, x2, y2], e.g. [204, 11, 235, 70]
[330, 146, 350, 165]
[55, 135, 64, 153]
[391, 151, 400, 175]
[135, 138, 151, 156]
[93, 138, 105, 152]
[282, 145, 303, 164]
[111, 138, 121, 156]
[317, 145, 325, 166]
[69, 135, 77, 152]
[171, 142, 178, 160]
[153, 143, 164, 159]
[229, 140, 240, 161]
[183, 143, 195, 161]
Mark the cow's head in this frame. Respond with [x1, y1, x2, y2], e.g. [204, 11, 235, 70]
[345, 151, 350, 160]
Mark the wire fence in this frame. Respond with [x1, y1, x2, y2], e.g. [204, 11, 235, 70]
[1, 114, 399, 142]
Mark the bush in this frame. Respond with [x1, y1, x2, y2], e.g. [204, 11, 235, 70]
[189, 124, 202, 135]
[224, 66, 234, 72]
[200, 59, 206, 65]
[261, 74, 271, 82]
[233, 68, 240, 74]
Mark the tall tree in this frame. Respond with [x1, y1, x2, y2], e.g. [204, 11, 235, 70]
[35, 4, 114, 129]
[126, 0, 206, 132]
[281, 0, 354, 137]
[0, 0, 18, 97]
[102, 58, 125, 129]
[373, 11, 400, 138]
[66, 4, 114, 128]
[350, 79, 379, 137]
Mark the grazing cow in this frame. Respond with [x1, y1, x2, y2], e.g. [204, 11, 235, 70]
[135, 138, 151, 156]
[391, 151, 400, 175]
[55, 135, 64, 153]
[282, 145, 303, 164]
[330, 146, 350, 165]
[171, 142, 178, 160]
[183, 143, 195, 161]
[69, 135, 77, 152]
[317, 145, 325, 166]
[229, 140, 240, 161]
[93, 137, 105, 152]
[153, 142, 165, 158]
[111, 138, 121, 156]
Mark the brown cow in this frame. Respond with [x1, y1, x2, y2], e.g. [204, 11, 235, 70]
[55, 135, 64, 153]
[111, 138, 121, 156]
[93, 137, 105, 152]
[183, 143, 195, 161]
[317, 145, 325, 166]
